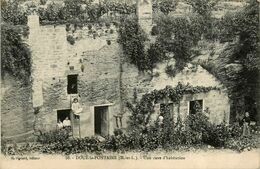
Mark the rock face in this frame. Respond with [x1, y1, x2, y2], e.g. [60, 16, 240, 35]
[2, 0, 245, 140]
[1, 77, 35, 142]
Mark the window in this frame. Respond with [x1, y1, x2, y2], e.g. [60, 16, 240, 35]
[67, 74, 78, 94]
[57, 109, 71, 123]
[189, 100, 203, 115]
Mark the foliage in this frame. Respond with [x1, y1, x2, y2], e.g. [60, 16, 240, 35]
[5, 0, 136, 24]
[185, 0, 219, 40]
[209, 0, 259, 100]
[37, 128, 102, 154]
[185, 0, 219, 16]
[155, 15, 203, 74]
[118, 16, 149, 70]
[127, 83, 219, 129]
[219, 0, 258, 70]
[37, 128, 71, 144]
[67, 35, 75, 45]
[153, 0, 179, 15]
[224, 137, 258, 152]
[1, 0, 28, 25]
[151, 25, 159, 36]
[1, 23, 31, 83]
[102, 134, 133, 152]
[2, 123, 258, 155]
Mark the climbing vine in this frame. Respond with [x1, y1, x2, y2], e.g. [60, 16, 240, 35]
[127, 83, 220, 129]
[117, 16, 148, 70]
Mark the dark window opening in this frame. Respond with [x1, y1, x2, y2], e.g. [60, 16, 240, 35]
[189, 100, 203, 115]
[67, 74, 78, 94]
[57, 109, 71, 123]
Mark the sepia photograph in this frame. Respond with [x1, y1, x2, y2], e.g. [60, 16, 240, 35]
[0, 0, 260, 168]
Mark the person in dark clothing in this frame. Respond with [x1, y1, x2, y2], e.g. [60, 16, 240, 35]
[242, 112, 251, 136]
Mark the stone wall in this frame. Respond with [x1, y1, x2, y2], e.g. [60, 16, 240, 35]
[28, 15, 122, 137]
[121, 62, 230, 126]
[1, 77, 35, 142]
[1, 11, 231, 141]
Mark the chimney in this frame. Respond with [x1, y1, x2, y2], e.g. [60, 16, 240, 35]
[137, 0, 153, 35]
[27, 14, 40, 29]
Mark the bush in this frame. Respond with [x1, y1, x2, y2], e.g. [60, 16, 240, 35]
[151, 25, 159, 36]
[203, 124, 229, 147]
[35, 128, 103, 154]
[110, 29, 114, 34]
[102, 134, 133, 152]
[87, 24, 92, 30]
[37, 128, 71, 144]
[65, 23, 71, 32]
[67, 35, 75, 45]
[225, 137, 258, 152]
[107, 40, 111, 45]
[105, 22, 111, 28]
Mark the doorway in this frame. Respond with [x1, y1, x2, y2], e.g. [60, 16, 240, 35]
[94, 106, 109, 137]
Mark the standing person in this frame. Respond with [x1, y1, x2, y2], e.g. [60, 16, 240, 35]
[63, 117, 71, 127]
[71, 98, 83, 120]
[242, 112, 251, 137]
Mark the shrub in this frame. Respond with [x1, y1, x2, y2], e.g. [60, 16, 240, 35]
[113, 128, 123, 136]
[105, 22, 111, 28]
[107, 40, 111, 45]
[102, 134, 133, 152]
[65, 23, 71, 32]
[110, 29, 114, 34]
[67, 35, 75, 45]
[87, 24, 92, 30]
[165, 64, 176, 77]
[37, 128, 71, 144]
[151, 25, 159, 36]
[203, 123, 230, 148]
[225, 137, 258, 152]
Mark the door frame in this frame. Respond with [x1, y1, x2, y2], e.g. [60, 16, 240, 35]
[93, 103, 113, 136]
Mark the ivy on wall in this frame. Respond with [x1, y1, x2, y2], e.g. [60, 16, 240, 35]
[126, 82, 220, 129]
[117, 16, 148, 71]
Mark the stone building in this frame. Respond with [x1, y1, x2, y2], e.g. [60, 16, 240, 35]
[1, 0, 232, 141]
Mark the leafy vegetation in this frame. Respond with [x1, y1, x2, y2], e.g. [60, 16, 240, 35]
[153, 0, 179, 15]
[2, 106, 258, 155]
[219, 0, 259, 98]
[197, 0, 259, 120]
[154, 15, 203, 76]
[117, 16, 149, 70]
[1, 23, 31, 83]
[1, 0, 28, 25]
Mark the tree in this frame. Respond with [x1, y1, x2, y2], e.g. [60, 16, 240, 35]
[155, 15, 201, 74]
[1, 0, 27, 25]
[1, 23, 31, 83]
[185, 0, 219, 40]
[220, 0, 259, 97]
